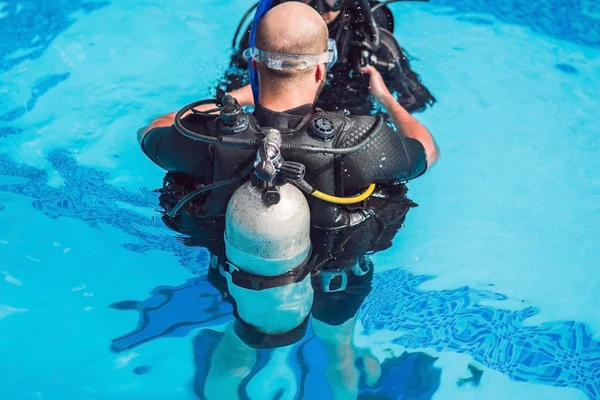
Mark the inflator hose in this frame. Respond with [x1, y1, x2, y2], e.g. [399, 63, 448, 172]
[312, 183, 376, 204]
[290, 179, 376, 205]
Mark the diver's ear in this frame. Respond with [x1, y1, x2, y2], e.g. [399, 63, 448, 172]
[316, 64, 326, 82]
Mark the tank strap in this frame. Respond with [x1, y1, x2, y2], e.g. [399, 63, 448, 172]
[223, 250, 316, 291]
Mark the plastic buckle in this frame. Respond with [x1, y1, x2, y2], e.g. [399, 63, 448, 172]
[209, 254, 220, 270]
[350, 260, 370, 277]
[319, 269, 348, 293]
[221, 261, 238, 278]
[218, 263, 227, 278]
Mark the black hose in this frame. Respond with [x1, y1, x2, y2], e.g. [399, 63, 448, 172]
[174, 99, 222, 144]
[166, 167, 253, 217]
[356, 0, 380, 51]
[288, 178, 314, 195]
[174, 99, 259, 149]
[232, 2, 259, 49]
[174, 101, 385, 155]
[371, 0, 429, 13]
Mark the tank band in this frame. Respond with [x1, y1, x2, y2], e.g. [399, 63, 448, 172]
[223, 250, 315, 291]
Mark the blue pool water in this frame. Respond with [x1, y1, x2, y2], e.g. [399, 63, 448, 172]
[1, 0, 600, 399]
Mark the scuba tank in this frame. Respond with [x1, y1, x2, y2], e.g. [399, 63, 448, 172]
[224, 181, 314, 334]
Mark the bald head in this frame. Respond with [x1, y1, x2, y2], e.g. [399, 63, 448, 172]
[256, 2, 329, 55]
[252, 2, 330, 109]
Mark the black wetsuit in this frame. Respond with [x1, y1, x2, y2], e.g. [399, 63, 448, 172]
[142, 104, 426, 328]
[220, 1, 436, 115]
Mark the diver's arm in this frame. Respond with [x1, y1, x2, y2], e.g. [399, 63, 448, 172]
[360, 66, 439, 168]
[140, 115, 212, 179]
[229, 84, 254, 107]
[378, 92, 439, 168]
[137, 85, 254, 144]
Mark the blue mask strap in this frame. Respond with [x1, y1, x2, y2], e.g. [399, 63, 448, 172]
[249, 0, 274, 105]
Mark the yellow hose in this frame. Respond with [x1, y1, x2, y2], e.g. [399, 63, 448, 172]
[311, 183, 376, 204]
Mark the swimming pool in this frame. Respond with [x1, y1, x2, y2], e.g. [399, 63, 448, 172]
[1, 0, 599, 398]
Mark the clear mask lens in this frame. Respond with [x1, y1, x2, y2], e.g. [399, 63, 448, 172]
[243, 38, 338, 71]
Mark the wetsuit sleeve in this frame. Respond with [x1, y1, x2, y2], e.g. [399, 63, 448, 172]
[141, 115, 212, 180]
[340, 117, 427, 189]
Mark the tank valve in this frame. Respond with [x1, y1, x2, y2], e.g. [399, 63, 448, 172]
[254, 128, 283, 183]
[262, 186, 281, 205]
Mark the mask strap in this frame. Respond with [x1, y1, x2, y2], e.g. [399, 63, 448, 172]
[249, 0, 275, 105]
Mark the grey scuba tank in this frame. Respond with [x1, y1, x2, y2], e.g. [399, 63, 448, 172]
[223, 180, 313, 334]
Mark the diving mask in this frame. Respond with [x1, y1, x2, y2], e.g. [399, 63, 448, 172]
[243, 38, 338, 71]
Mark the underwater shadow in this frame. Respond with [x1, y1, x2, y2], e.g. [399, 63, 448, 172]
[109, 276, 233, 352]
[109, 264, 600, 399]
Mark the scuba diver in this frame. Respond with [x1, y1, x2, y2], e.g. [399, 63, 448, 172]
[220, 0, 437, 115]
[138, 1, 438, 344]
